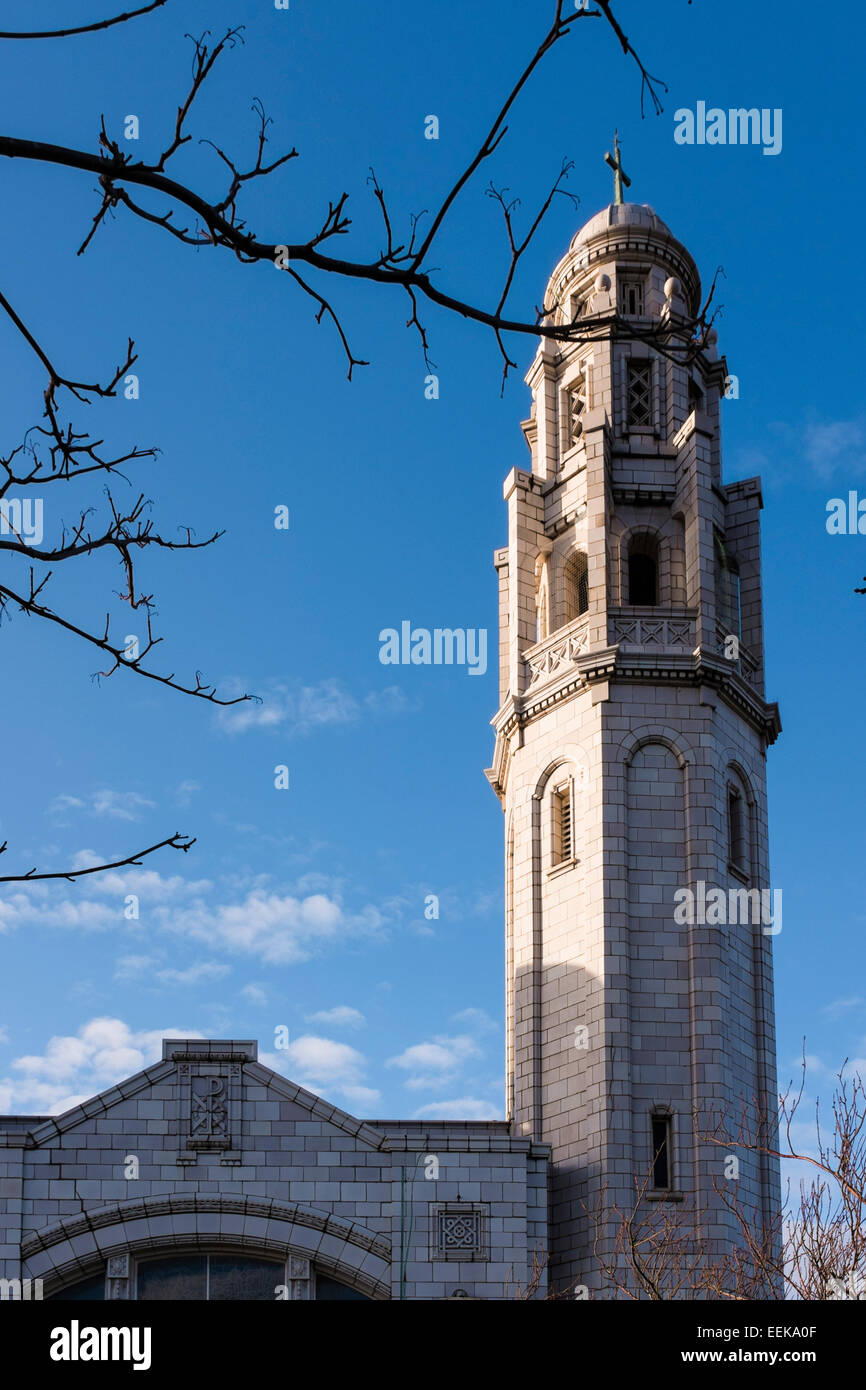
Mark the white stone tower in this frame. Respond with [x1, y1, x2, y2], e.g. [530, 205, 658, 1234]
[486, 192, 781, 1294]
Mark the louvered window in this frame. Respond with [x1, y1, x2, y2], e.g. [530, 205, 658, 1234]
[553, 783, 573, 866]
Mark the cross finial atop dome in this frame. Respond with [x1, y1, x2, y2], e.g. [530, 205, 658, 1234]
[604, 130, 631, 206]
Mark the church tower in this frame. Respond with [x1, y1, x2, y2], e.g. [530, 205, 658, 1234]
[487, 174, 782, 1294]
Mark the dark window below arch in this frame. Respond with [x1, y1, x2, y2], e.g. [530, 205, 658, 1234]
[563, 552, 589, 623]
[315, 1274, 373, 1300]
[627, 536, 659, 606]
[48, 1257, 374, 1302]
[46, 1272, 106, 1301]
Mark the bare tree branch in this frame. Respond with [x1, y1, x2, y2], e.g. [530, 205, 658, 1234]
[0, 1, 168, 42]
[0, 1, 169, 42]
[0, 832, 194, 884]
[0, 6, 712, 380]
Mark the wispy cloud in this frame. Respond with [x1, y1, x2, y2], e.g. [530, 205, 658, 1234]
[802, 420, 864, 481]
[48, 789, 156, 823]
[114, 954, 157, 980]
[155, 962, 231, 986]
[173, 780, 201, 808]
[216, 679, 413, 735]
[413, 1097, 501, 1121]
[822, 996, 865, 1021]
[735, 416, 865, 485]
[451, 1007, 498, 1035]
[307, 1006, 365, 1028]
[240, 983, 268, 1007]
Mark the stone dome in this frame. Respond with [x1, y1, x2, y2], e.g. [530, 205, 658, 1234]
[569, 202, 672, 251]
[548, 200, 701, 314]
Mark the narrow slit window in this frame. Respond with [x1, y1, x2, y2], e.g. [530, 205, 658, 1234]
[715, 530, 741, 639]
[620, 280, 644, 317]
[552, 784, 573, 866]
[651, 1115, 671, 1190]
[626, 360, 653, 429]
[578, 566, 589, 617]
[728, 787, 747, 872]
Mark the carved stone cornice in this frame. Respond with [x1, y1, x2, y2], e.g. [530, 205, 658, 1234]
[488, 645, 781, 798]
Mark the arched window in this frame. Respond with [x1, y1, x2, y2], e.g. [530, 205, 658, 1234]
[47, 1255, 373, 1301]
[627, 534, 659, 606]
[650, 1110, 674, 1191]
[715, 529, 741, 637]
[45, 1272, 105, 1301]
[535, 554, 550, 642]
[536, 558, 547, 639]
[562, 551, 589, 623]
[727, 783, 748, 875]
[138, 1253, 283, 1300]
[551, 780, 574, 867]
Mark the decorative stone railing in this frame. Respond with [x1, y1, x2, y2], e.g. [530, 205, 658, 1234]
[609, 609, 696, 651]
[522, 611, 762, 693]
[523, 614, 590, 690]
[714, 621, 761, 688]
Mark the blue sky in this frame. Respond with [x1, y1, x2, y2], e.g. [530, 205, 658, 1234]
[0, 0, 863, 1130]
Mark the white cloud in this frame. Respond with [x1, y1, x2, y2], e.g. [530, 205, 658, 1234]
[413, 1097, 501, 1121]
[0, 1017, 202, 1115]
[0, 867, 385, 969]
[387, 1034, 482, 1090]
[68, 854, 212, 900]
[159, 889, 385, 965]
[339, 1084, 381, 1110]
[0, 890, 119, 934]
[0, 858, 212, 937]
[263, 1034, 379, 1110]
[307, 1006, 365, 1028]
[0, 859, 389, 971]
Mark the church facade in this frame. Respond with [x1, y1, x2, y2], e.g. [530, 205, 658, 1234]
[0, 196, 780, 1301]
